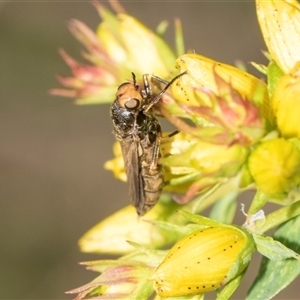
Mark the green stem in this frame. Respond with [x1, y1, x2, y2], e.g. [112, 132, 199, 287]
[192, 177, 241, 214]
[257, 200, 300, 234]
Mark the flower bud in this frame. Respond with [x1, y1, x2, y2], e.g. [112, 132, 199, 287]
[152, 226, 254, 297]
[162, 140, 248, 177]
[67, 259, 154, 300]
[172, 53, 268, 106]
[94, 3, 177, 78]
[256, 0, 300, 74]
[271, 66, 300, 139]
[78, 198, 184, 255]
[117, 14, 177, 78]
[248, 138, 300, 194]
[52, 4, 180, 104]
[105, 133, 198, 184]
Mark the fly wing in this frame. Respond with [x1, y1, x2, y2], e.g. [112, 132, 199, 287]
[119, 138, 145, 213]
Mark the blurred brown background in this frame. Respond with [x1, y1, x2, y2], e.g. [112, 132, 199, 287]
[0, 0, 298, 299]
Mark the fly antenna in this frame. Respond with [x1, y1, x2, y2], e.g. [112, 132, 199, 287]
[131, 72, 138, 90]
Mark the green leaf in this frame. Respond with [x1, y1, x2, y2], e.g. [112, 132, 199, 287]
[250, 62, 268, 75]
[258, 199, 300, 233]
[149, 219, 202, 239]
[248, 190, 269, 215]
[174, 18, 185, 57]
[267, 60, 284, 98]
[95, 5, 122, 41]
[135, 280, 155, 300]
[156, 20, 169, 36]
[216, 271, 245, 300]
[192, 182, 223, 213]
[209, 191, 237, 224]
[253, 234, 300, 261]
[192, 179, 240, 214]
[178, 210, 224, 227]
[247, 215, 300, 300]
[168, 172, 201, 186]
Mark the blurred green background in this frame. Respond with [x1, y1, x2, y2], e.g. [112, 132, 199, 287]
[0, 1, 298, 299]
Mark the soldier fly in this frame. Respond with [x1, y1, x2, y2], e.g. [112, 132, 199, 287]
[111, 72, 185, 216]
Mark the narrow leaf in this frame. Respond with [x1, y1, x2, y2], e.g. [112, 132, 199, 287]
[247, 215, 300, 299]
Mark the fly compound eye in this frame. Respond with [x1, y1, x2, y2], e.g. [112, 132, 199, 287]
[125, 98, 140, 110]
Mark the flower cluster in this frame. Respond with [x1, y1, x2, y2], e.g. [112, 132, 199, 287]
[53, 0, 300, 299]
[51, 2, 179, 104]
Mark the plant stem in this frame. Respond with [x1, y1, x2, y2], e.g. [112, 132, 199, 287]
[257, 200, 300, 233]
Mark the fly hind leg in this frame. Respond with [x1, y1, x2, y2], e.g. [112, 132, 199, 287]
[149, 130, 179, 170]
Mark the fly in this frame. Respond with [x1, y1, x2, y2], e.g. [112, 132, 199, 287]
[110, 72, 185, 216]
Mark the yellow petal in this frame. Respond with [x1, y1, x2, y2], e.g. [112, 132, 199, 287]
[256, 0, 300, 74]
[190, 143, 248, 176]
[172, 53, 268, 106]
[97, 24, 127, 64]
[162, 140, 248, 177]
[104, 142, 127, 182]
[118, 14, 177, 77]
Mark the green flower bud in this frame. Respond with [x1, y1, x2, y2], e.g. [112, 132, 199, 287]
[248, 138, 300, 194]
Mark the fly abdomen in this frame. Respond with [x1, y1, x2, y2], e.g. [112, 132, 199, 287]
[138, 163, 164, 216]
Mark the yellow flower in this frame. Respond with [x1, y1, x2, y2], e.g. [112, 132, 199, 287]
[98, 13, 176, 78]
[51, 3, 179, 104]
[53, 2, 300, 299]
[165, 54, 267, 146]
[256, 0, 300, 74]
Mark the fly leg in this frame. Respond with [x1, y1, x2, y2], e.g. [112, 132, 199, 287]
[150, 132, 161, 170]
[164, 130, 179, 139]
[149, 130, 179, 170]
[144, 72, 187, 113]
